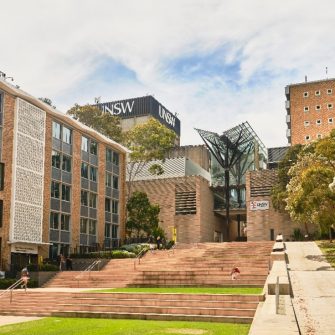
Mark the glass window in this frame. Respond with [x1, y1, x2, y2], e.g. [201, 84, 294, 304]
[50, 212, 59, 229]
[112, 200, 118, 214]
[113, 152, 119, 166]
[113, 176, 118, 190]
[62, 184, 71, 201]
[81, 162, 89, 179]
[0, 163, 4, 191]
[52, 121, 61, 139]
[89, 220, 96, 235]
[89, 193, 97, 208]
[62, 126, 72, 144]
[112, 225, 118, 239]
[105, 223, 111, 238]
[0, 200, 3, 227]
[51, 151, 61, 169]
[106, 148, 113, 162]
[61, 214, 70, 231]
[80, 218, 88, 234]
[81, 190, 88, 206]
[90, 141, 98, 155]
[106, 172, 112, 187]
[51, 181, 60, 198]
[81, 136, 88, 152]
[90, 166, 97, 182]
[62, 155, 71, 172]
[105, 198, 111, 212]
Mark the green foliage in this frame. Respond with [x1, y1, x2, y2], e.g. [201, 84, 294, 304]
[152, 226, 166, 240]
[67, 103, 123, 142]
[27, 263, 58, 272]
[126, 191, 160, 237]
[120, 243, 150, 255]
[71, 250, 135, 259]
[39, 97, 56, 109]
[292, 228, 304, 241]
[0, 279, 38, 289]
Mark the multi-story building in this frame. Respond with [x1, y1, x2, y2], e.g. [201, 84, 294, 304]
[286, 78, 335, 145]
[97, 95, 181, 145]
[0, 79, 128, 272]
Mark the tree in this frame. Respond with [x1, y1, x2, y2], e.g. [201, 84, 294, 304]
[39, 97, 56, 109]
[67, 103, 123, 143]
[124, 118, 176, 198]
[126, 191, 160, 238]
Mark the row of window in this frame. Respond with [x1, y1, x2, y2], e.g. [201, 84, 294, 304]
[305, 134, 323, 141]
[51, 181, 71, 201]
[52, 122, 72, 144]
[80, 218, 97, 235]
[303, 104, 333, 112]
[81, 136, 98, 155]
[304, 118, 334, 126]
[303, 89, 333, 97]
[81, 163, 98, 182]
[81, 190, 97, 208]
[105, 198, 119, 214]
[52, 151, 72, 172]
[50, 212, 70, 230]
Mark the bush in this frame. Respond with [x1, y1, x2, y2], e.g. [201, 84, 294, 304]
[0, 279, 38, 289]
[166, 240, 175, 249]
[120, 243, 150, 255]
[72, 250, 136, 259]
[27, 263, 59, 272]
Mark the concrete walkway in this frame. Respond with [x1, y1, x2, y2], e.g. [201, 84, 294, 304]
[286, 242, 335, 335]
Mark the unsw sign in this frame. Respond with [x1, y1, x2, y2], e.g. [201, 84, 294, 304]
[250, 200, 269, 211]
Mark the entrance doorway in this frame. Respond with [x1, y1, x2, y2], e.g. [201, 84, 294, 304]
[10, 253, 38, 273]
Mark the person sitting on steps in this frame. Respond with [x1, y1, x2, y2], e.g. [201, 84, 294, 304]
[230, 265, 240, 280]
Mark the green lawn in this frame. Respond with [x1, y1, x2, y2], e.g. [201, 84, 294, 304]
[0, 317, 250, 335]
[88, 287, 263, 294]
[317, 240, 335, 268]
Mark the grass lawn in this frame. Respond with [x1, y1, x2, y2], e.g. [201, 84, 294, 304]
[317, 240, 335, 268]
[0, 317, 250, 335]
[88, 287, 263, 294]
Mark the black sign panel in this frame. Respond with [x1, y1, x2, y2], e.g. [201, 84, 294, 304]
[97, 96, 180, 136]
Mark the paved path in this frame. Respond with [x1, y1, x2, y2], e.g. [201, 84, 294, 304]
[286, 242, 335, 335]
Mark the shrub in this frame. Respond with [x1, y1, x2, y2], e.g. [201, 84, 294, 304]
[120, 243, 150, 255]
[0, 279, 38, 289]
[72, 250, 136, 259]
[166, 240, 175, 249]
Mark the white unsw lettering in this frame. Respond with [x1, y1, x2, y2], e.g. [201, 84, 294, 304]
[102, 101, 135, 115]
[158, 105, 175, 128]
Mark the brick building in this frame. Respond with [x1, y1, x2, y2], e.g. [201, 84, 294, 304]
[286, 78, 335, 145]
[0, 79, 128, 272]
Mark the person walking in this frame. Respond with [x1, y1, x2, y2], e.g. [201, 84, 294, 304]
[20, 267, 30, 291]
[230, 265, 240, 280]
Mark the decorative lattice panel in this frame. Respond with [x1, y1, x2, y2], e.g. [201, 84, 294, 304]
[11, 98, 46, 243]
[12, 202, 43, 242]
[15, 168, 43, 206]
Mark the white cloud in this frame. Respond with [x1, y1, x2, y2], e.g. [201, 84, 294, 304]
[1, 0, 335, 148]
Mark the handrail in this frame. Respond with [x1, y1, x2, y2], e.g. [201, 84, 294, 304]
[133, 248, 148, 270]
[0, 278, 25, 303]
[275, 275, 280, 314]
[75, 259, 102, 287]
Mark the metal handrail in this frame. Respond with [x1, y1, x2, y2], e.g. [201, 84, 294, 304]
[75, 259, 102, 287]
[133, 248, 148, 270]
[0, 278, 25, 303]
[275, 276, 280, 314]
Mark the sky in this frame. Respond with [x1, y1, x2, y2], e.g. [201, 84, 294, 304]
[1, 0, 334, 148]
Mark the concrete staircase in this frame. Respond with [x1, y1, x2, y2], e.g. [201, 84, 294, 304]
[44, 242, 273, 288]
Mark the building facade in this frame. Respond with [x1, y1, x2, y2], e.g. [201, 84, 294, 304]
[286, 78, 335, 145]
[0, 79, 128, 272]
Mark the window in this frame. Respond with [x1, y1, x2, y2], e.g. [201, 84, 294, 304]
[89, 193, 97, 208]
[81, 136, 88, 152]
[113, 152, 119, 166]
[112, 225, 118, 239]
[52, 121, 61, 139]
[51, 151, 61, 169]
[113, 176, 118, 189]
[89, 220, 97, 235]
[90, 141, 98, 155]
[328, 103, 333, 109]
[51, 181, 60, 198]
[315, 90, 321, 96]
[62, 155, 71, 172]
[303, 92, 309, 98]
[106, 173, 112, 187]
[62, 184, 71, 201]
[316, 119, 322, 125]
[105, 223, 111, 238]
[304, 106, 309, 112]
[315, 105, 321, 111]
[50, 212, 59, 229]
[329, 118, 333, 124]
[317, 134, 322, 139]
[105, 198, 111, 212]
[62, 126, 72, 144]
[304, 121, 310, 127]
[80, 218, 88, 234]
[305, 135, 311, 141]
[112, 200, 119, 214]
[61, 214, 70, 231]
[0, 163, 4, 191]
[0, 200, 3, 228]
[327, 89, 332, 95]
[81, 162, 89, 179]
[106, 148, 113, 162]
[90, 166, 97, 182]
[81, 190, 88, 206]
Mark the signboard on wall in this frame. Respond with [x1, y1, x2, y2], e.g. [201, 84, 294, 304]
[250, 200, 269, 211]
[97, 96, 181, 136]
[11, 243, 38, 254]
